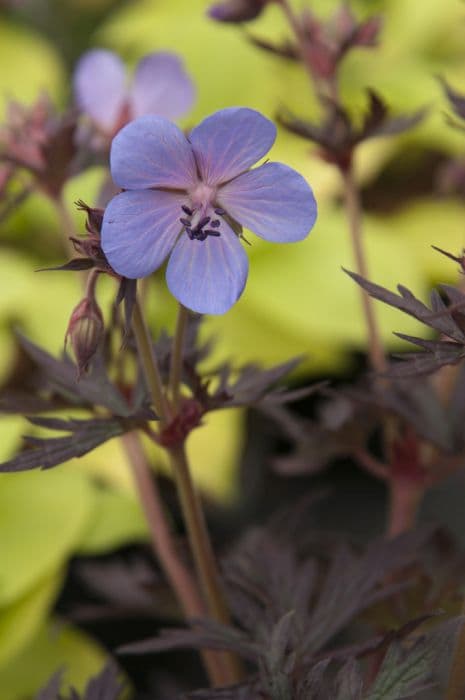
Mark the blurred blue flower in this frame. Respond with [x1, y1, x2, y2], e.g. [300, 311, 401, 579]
[73, 49, 195, 136]
[101, 108, 317, 315]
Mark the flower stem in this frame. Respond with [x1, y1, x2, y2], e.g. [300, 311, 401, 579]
[386, 478, 423, 539]
[341, 166, 386, 374]
[445, 596, 465, 700]
[168, 443, 244, 684]
[168, 443, 229, 624]
[169, 303, 189, 412]
[132, 297, 170, 423]
[121, 431, 229, 687]
[131, 297, 242, 685]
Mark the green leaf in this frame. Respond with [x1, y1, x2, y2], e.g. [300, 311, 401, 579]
[0, 469, 93, 606]
[0, 570, 63, 669]
[0, 619, 117, 700]
[0, 20, 64, 117]
[76, 487, 148, 555]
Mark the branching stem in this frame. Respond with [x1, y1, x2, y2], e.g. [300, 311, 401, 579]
[131, 296, 242, 685]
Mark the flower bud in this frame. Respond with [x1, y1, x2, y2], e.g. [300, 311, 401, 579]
[65, 296, 104, 376]
[208, 0, 270, 23]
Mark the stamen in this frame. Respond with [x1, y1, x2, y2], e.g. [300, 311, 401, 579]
[210, 219, 220, 228]
[197, 216, 211, 229]
[204, 229, 221, 237]
[180, 217, 191, 227]
[214, 207, 225, 215]
[181, 205, 193, 215]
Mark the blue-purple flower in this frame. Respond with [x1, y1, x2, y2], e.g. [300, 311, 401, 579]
[73, 49, 195, 137]
[101, 107, 317, 315]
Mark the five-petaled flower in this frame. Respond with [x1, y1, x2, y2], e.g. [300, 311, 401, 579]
[73, 49, 195, 138]
[101, 108, 317, 314]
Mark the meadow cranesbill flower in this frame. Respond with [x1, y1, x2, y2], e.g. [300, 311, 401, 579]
[73, 49, 195, 137]
[102, 107, 317, 314]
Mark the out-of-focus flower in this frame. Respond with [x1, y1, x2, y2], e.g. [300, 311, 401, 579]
[73, 49, 195, 139]
[101, 108, 317, 315]
[208, 0, 271, 23]
[0, 94, 80, 198]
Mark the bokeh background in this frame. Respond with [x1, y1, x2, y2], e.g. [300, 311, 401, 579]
[2, 0, 465, 696]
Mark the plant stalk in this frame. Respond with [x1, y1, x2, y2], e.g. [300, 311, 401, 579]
[169, 303, 189, 412]
[121, 432, 227, 686]
[386, 478, 424, 539]
[341, 166, 386, 374]
[132, 297, 170, 423]
[131, 297, 242, 684]
[168, 443, 244, 684]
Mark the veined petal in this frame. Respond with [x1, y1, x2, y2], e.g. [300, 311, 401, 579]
[218, 162, 317, 242]
[110, 115, 197, 190]
[166, 221, 248, 314]
[101, 189, 186, 278]
[130, 52, 195, 120]
[73, 49, 127, 133]
[188, 107, 276, 186]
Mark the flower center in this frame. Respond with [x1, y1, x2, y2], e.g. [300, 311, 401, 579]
[188, 182, 216, 209]
[179, 205, 224, 242]
[180, 182, 224, 242]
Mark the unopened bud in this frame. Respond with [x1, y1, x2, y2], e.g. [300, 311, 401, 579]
[208, 0, 270, 23]
[65, 296, 104, 376]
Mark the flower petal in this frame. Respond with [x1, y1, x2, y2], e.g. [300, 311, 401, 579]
[101, 189, 186, 278]
[218, 162, 317, 242]
[110, 115, 198, 190]
[73, 49, 127, 133]
[130, 52, 195, 120]
[188, 107, 276, 186]
[166, 220, 248, 314]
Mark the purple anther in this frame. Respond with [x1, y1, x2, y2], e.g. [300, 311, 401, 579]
[214, 207, 225, 215]
[180, 217, 191, 227]
[210, 219, 220, 228]
[197, 215, 211, 229]
[181, 205, 193, 215]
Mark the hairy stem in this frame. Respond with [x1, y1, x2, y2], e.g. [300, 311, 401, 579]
[132, 297, 170, 423]
[169, 303, 189, 412]
[122, 432, 228, 686]
[169, 443, 243, 683]
[131, 298, 242, 685]
[445, 597, 465, 700]
[342, 167, 386, 374]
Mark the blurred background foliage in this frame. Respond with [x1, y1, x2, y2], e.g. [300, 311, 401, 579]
[1, 0, 465, 696]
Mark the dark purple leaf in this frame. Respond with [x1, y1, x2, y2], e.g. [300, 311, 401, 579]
[18, 335, 132, 416]
[440, 76, 465, 121]
[344, 269, 465, 342]
[366, 617, 463, 699]
[0, 417, 127, 472]
[118, 620, 259, 661]
[38, 258, 95, 272]
[35, 671, 63, 700]
[80, 663, 126, 700]
[244, 33, 299, 60]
